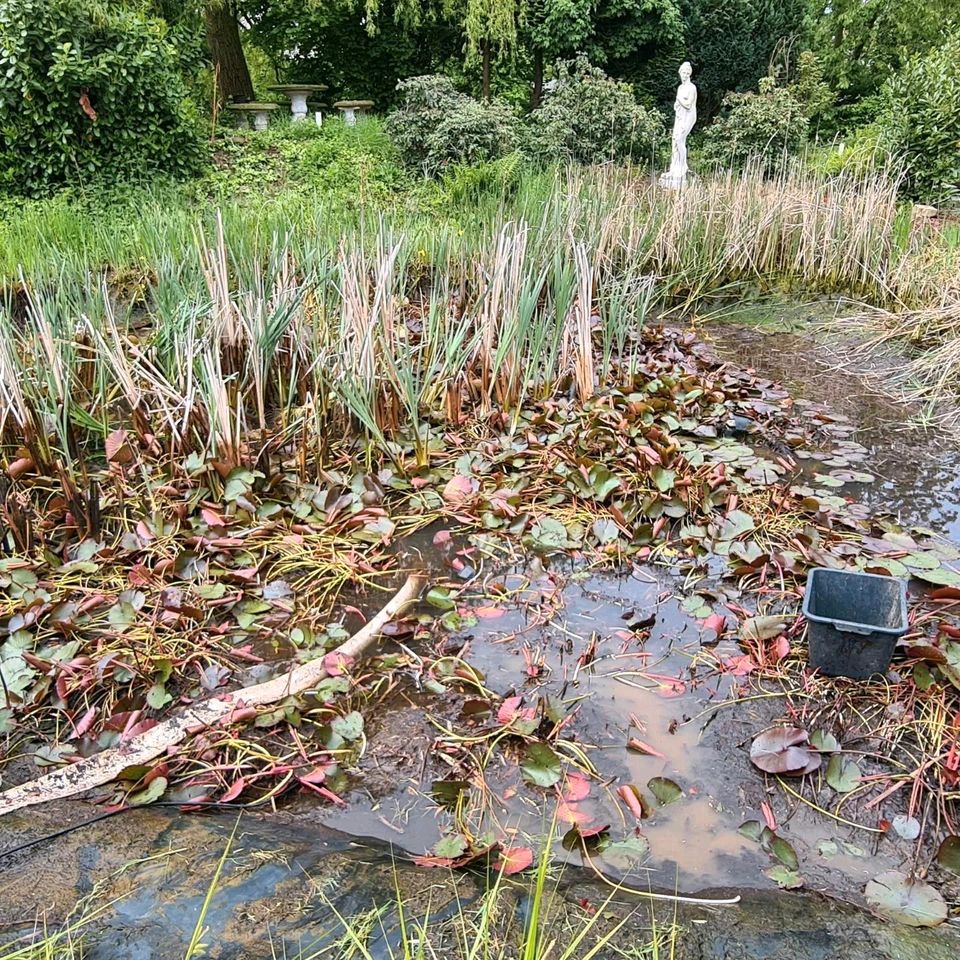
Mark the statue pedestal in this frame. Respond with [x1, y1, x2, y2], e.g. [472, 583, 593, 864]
[658, 171, 686, 190]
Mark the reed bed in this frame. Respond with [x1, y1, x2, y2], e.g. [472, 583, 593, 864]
[0, 164, 944, 490]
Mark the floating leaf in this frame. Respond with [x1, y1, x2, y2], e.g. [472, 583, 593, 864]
[936, 836, 960, 875]
[146, 683, 171, 710]
[892, 815, 921, 841]
[817, 839, 839, 858]
[765, 866, 803, 889]
[864, 871, 947, 927]
[810, 730, 840, 752]
[599, 835, 650, 868]
[647, 777, 682, 806]
[431, 780, 469, 808]
[592, 518, 619, 544]
[442, 474, 476, 505]
[738, 820, 763, 842]
[716, 510, 755, 540]
[527, 518, 570, 552]
[651, 467, 675, 493]
[826, 754, 862, 793]
[741, 616, 788, 642]
[769, 836, 799, 871]
[129, 776, 167, 806]
[520, 743, 562, 788]
[425, 586, 457, 610]
[495, 846, 534, 875]
[331, 711, 364, 742]
[749, 727, 819, 775]
[563, 772, 591, 803]
[912, 567, 960, 587]
[433, 834, 468, 859]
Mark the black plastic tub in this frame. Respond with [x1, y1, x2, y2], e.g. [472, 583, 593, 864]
[802, 568, 908, 679]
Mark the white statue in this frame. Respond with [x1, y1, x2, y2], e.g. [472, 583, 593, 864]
[660, 61, 697, 189]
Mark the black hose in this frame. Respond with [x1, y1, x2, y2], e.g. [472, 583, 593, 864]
[0, 800, 254, 861]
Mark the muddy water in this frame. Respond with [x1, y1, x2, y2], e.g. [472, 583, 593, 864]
[4, 315, 960, 957]
[702, 316, 960, 541]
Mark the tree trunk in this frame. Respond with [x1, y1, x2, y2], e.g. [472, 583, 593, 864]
[532, 48, 543, 109]
[205, 1, 254, 102]
[482, 39, 491, 100]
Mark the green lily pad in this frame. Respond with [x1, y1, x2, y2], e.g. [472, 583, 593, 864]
[936, 836, 960, 875]
[592, 518, 620, 544]
[738, 820, 763, 842]
[769, 836, 799, 871]
[651, 467, 675, 493]
[434, 834, 468, 859]
[130, 776, 168, 806]
[647, 776, 682, 806]
[765, 866, 803, 889]
[521, 743, 562, 788]
[810, 730, 840, 752]
[599, 835, 650, 868]
[528, 518, 569, 552]
[826, 754, 862, 793]
[331, 711, 364, 741]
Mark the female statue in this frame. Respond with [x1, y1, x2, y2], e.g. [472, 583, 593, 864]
[661, 62, 697, 187]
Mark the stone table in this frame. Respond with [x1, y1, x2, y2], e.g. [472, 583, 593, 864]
[268, 84, 329, 122]
[226, 102, 279, 131]
[333, 100, 375, 125]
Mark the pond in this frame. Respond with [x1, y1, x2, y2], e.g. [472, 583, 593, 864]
[2, 310, 960, 959]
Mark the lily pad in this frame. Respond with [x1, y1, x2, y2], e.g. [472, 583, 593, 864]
[826, 754, 862, 793]
[892, 815, 921, 841]
[750, 726, 820, 775]
[765, 866, 803, 889]
[741, 616, 789, 642]
[864, 871, 947, 927]
[521, 743, 562, 788]
[810, 730, 840, 752]
[769, 836, 799, 871]
[527, 518, 569, 552]
[936, 835, 960, 875]
[647, 776, 682, 806]
[331, 711, 364, 742]
[738, 820, 764, 842]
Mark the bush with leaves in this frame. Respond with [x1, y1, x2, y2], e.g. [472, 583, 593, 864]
[386, 75, 470, 170]
[205, 117, 409, 203]
[877, 33, 960, 202]
[527, 58, 663, 164]
[386, 74, 521, 174]
[700, 77, 809, 168]
[0, 0, 204, 195]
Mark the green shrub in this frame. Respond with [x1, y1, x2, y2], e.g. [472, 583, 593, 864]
[386, 75, 471, 171]
[0, 0, 204, 195]
[811, 125, 888, 176]
[701, 77, 808, 168]
[205, 117, 409, 203]
[526, 58, 664, 165]
[386, 75, 521, 174]
[878, 33, 960, 202]
[789, 51, 833, 128]
[425, 101, 521, 173]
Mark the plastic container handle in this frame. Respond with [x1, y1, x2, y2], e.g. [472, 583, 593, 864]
[836, 623, 874, 636]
